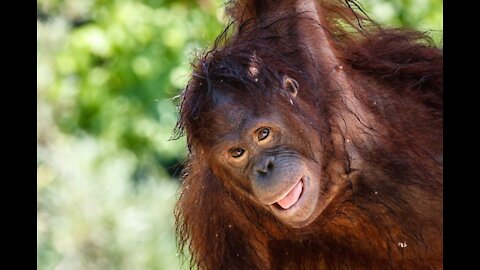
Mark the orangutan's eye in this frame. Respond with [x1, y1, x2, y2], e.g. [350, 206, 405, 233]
[230, 148, 245, 158]
[258, 128, 270, 141]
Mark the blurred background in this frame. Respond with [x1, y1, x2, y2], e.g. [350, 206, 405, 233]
[37, 0, 442, 269]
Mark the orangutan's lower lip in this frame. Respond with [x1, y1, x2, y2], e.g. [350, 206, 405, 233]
[275, 178, 304, 210]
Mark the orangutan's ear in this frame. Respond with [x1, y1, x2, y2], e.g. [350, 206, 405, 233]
[283, 75, 299, 99]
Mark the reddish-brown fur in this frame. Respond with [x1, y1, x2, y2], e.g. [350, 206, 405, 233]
[175, 0, 442, 269]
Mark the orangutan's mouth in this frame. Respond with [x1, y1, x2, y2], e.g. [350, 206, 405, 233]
[273, 177, 304, 210]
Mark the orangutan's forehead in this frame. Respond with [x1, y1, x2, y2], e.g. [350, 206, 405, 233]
[212, 103, 254, 132]
[210, 90, 264, 123]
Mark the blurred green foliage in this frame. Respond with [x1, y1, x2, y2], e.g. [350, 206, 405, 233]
[37, 0, 442, 269]
[359, 0, 443, 44]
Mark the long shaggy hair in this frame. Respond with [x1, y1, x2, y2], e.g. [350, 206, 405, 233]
[175, 0, 442, 269]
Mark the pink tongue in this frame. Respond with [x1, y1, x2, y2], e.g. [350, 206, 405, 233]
[277, 180, 303, 209]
